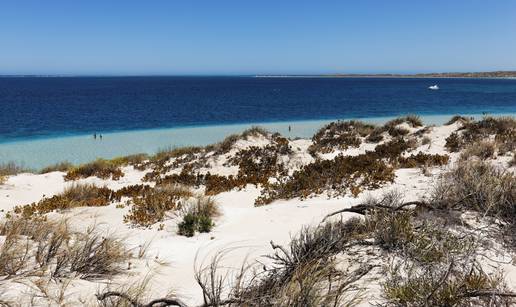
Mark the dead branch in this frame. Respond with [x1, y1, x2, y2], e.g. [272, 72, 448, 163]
[96, 291, 188, 307]
[321, 201, 431, 222]
[461, 290, 516, 298]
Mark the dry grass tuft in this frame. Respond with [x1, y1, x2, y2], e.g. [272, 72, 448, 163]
[0, 162, 31, 184]
[459, 140, 497, 161]
[65, 159, 124, 180]
[13, 183, 113, 217]
[383, 260, 512, 306]
[177, 196, 219, 237]
[432, 160, 515, 218]
[39, 161, 74, 174]
[0, 216, 130, 281]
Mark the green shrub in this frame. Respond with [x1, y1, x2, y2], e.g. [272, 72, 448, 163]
[177, 197, 218, 236]
[177, 213, 198, 237]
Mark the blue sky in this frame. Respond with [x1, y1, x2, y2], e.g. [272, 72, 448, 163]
[1, 1, 515, 75]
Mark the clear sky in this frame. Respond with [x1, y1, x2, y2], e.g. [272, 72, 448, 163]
[1, 0, 515, 75]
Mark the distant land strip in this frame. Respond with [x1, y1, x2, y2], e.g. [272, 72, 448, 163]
[256, 71, 516, 78]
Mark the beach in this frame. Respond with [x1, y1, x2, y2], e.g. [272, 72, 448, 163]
[1, 115, 515, 305]
[2, 113, 515, 170]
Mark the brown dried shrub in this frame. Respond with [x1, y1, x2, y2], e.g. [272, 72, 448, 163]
[65, 159, 124, 180]
[309, 120, 375, 155]
[398, 152, 450, 168]
[13, 184, 113, 217]
[459, 140, 496, 161]
[124, 184, 193, 227]
[0, 216, 129, 280]
[256, 152, 395, 205]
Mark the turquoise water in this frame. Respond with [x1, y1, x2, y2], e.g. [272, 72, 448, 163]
[1, 113, 513, 170]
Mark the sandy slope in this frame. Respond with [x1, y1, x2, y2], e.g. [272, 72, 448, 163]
[0, 121, 514, 306]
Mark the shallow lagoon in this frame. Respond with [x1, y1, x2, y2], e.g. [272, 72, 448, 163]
[0, 113, 514, 170]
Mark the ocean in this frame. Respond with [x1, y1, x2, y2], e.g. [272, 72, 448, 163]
[0, 76, 515, 169]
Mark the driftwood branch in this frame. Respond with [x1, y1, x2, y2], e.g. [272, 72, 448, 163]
[461, 290, 516, 298]
[322, 201, 432, 222]
[96, 291, 188, 307]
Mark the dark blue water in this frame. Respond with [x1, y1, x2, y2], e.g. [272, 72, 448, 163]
[1, 76, 515, 143]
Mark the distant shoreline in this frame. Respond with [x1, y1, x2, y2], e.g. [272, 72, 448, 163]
[255, 71, 516, 79]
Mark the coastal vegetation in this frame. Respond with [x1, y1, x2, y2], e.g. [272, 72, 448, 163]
[1, 115, 516, 305]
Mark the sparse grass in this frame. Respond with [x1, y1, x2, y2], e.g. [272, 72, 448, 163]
[432, 160, 515, 218]
[0, 162, 31, 184]
[383, 260, 511, 306]
[432, 160, 516, 247]
[459, 140, 496, 161]
[39, 161, 74, 174]
[0, 216, 130, 281]
[151, 146, 202, 164]
[110, 153, 149, 169]
[13, 183, 113, 217]
[194, 219, 372, 306]
[177, 196, 219, 237]
[124, 184, 193, 227]
[398, 152, 449, 168]
[65, 159, 124, 180]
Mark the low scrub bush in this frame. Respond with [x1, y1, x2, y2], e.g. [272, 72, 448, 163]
[445, 116, 515, 152]
[13, 183, 113, 217]
[309, 120, 375, 155]
[124, 184, 193, 227]
[459, 140, 496, 161]
[445, 132, 462, 152]
[432, 160, 515, 219]
[398, 152, 449, 168]
[65, 159, 124, 180]
[365, 116, 422, 143]
[256, 151, 395, 205]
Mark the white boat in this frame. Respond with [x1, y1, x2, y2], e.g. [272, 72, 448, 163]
[429, 85, 439, 90]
